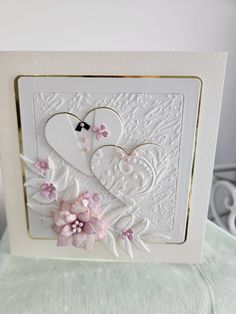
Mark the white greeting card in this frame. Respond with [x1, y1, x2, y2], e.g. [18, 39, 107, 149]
[0, 52, 227, 262]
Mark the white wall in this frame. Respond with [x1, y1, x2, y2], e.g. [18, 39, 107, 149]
[0, 0, 236, 235]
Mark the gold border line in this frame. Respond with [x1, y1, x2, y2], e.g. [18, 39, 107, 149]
[14, 75, 203, 243]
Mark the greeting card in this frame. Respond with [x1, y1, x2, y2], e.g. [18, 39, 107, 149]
[0, 52, 226, 262]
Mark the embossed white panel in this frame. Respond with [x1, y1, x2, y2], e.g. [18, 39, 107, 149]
[17, 76, 201, 243]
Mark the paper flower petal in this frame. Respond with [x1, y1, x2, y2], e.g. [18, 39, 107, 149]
[60, 224, 74, 237]
[57, 235, 73, 246]
[73, 233, 85, 248]
[77, 209, 90, 222]
[52, 211, 76, 227]
[81, 234, 95, 251]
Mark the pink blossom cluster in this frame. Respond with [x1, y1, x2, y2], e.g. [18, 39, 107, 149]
[52, 192, 107, 251]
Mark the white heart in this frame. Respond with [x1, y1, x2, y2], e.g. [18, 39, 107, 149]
[45, 108, 123, 176]
[91, 144, 168, 206]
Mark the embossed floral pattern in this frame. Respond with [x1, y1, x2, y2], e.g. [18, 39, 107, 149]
[32, 92, 183, 236]
[91, 144, 169, 208]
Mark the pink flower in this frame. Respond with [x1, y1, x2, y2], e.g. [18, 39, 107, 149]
[52, 200, 107, 251]
[40, 182, 57, 200]
[34, 159, 49, 174]
[92, 124, 109, 140]
[121, 228, 134, 240]
[77, 191, 100, 210]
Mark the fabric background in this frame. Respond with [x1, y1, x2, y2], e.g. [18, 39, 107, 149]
[0, 221, 235, 314]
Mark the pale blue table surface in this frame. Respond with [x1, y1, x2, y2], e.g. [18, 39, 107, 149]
[0, 221, 235, 314]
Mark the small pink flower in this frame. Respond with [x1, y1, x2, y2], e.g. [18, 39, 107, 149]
[52, 200, 107, 251]
[77, 191, 100, 211]
[92, 124, 109, 140]
[40, 182, 57, 200]
[117, 151, 139, 161]
[34, 159, 49, 174]
[121, 228, 134, 241]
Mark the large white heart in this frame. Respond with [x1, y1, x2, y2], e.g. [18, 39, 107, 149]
[45, 108, 123, 176]
[91, 144, 169, 206]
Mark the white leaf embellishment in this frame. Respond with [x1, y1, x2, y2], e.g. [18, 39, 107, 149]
[27, 202, 58, 215]
[21, 155, 44, 177]
[53, 166, 69, 192]
[104, 205, 130, 227]
[45, 156, 56, 181]
[101, 230, 118, 258]
[132, 218, 150, 235]
[133, 237, 150, 253]
[115, 214, 135, 231]
[62, 179, 79, 202]
[24, 178, 44, 188]
[119, 237, 133, 258]
[31, 192, 56, 204]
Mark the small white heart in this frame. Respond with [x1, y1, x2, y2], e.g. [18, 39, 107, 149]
[91, 144, 168, 206]
[45, 108, 123, 176]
